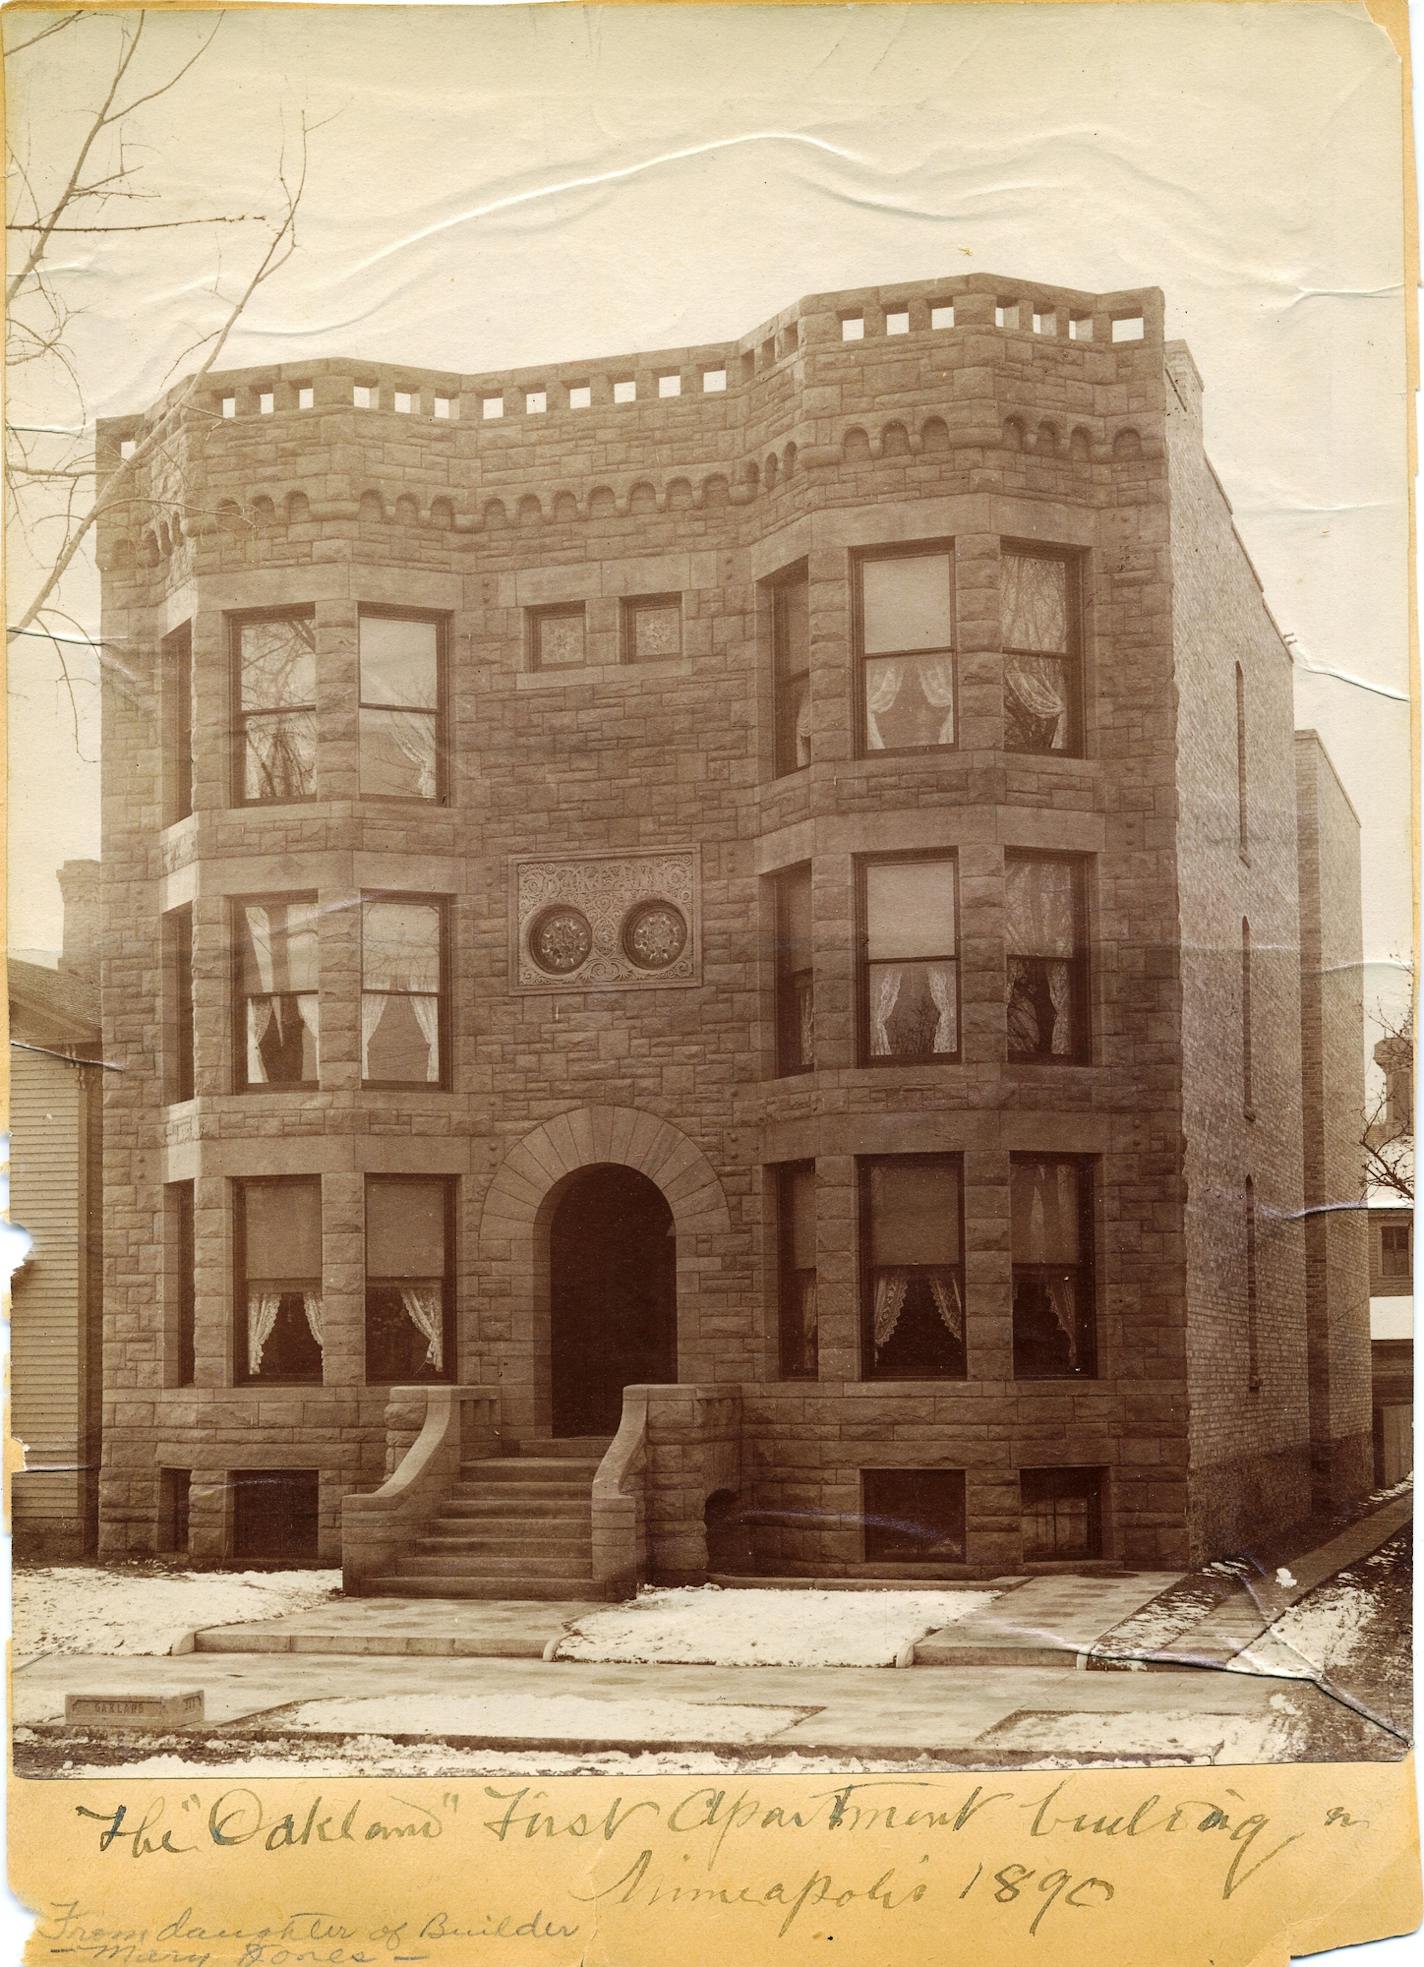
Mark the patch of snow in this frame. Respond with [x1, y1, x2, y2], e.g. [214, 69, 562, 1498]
[1228, 1574, 1377, 1682]
[1275, 1568, 1297, 1589]
[276, 1692, 808, 1744]
[985, 1703, 1304, 1765]
[13, 1567, 342, 1657]
[550, 1585, 1000, 1667]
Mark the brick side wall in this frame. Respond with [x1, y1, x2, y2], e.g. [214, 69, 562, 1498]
[1295, 732, 1372, 1500]
[1164, 348, 1312, 1555]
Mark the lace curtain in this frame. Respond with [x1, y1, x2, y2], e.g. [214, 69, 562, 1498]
[360, 994, 384, 1077]
[401, 1288, 443, 1370]
[872, 1267, 964, 1352]
[871, 968, 903, 1056]
[866, 659, 954, 748]
[247, 1292, 281, 1376]
[409, 995, 440, 1081]
[1005, 856, 1075, 956]
[864, 662, 902, 750]
[1045, 1275, 1078, 1365]
[919, 659, 955, 744]
[927, 963, 956, 1053]
[381, 709, 438, 798]
[302, 1292, 325, 1348]
[247, 993, 319, 1082]
[797, 979, 815, 1065]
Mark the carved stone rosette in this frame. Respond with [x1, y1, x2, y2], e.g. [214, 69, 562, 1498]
[512, 849, 701, 991]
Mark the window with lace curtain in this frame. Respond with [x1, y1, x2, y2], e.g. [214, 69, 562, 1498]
[859, 1156, 965, 1379]
[361, 894, 447, 1088]
[1011, 1155, 1095, 1378]
[232, 610, 317, 804]
[854, 546, 955, 754]
[359, 611, 445, 801]
[1005, 852, 1089, 1061]
[1001, 547, 1082, 754]
[771, 566, 810, 774]
[774, 864, 814, 1074]
[859, 856, 958, 1065]
[777, 1163, 817, 1378]
[233, 896, 318, 1089]
[365, 1176, 454, 1382]
[233, 1177, 323, 1385]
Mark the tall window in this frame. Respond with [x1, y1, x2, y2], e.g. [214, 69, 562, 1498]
[1241, 918, 1253, 1114]
[1235, 663, 1249, 858]
[860, 1156, 965, 1379]
[856, 546, 955, 753]
[1245, 1177, 1260, 1391]
[1012, 1155, 1095, 1377]
[361, 895, 446, 1087]
[772, 568, 810, 774]
[774, 865, 813, 1074]
[162, 621, 193, 825]
[234, 1177, 323, 1384]
[168, 1180, 195, 1386]
[359, 612, 444, 801]
[1381, 1222, 1412, 1281]
[777, 1163, 817, 1378]
[165, 905, 194, 1102]
[1001, 547, 1081, 753]
[1005, 853, 1089, 1061]
[365, 1176, 454, 1382]
[233, 897, 318, 1089]
[861, 857, 958, 1064]
[233, 612, 317, 803]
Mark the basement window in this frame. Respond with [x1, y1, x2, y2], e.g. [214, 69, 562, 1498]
[231, 1468, 320, 1562]
[1021, 1466, 1103, 1561]
[862, 1468, 965, 1564]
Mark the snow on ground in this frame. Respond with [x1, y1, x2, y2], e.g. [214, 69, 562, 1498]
[277, 1692, 808, 1743]
[1228, 1560, 1381, 1682]
[985, 1696, 1304, 1766]
[13, 1567, 342, 1657]
[550, 1585, 1000, 1667]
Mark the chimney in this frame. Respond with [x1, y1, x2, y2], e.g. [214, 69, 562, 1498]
[57, 858, 100, 993]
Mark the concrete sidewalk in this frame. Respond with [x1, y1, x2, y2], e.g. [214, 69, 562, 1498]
[188, 1594, 605, 1658]
[12, 1647, 1321, 1766]
[913, 1571, 1180, 1667]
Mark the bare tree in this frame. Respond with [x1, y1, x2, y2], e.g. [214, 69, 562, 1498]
[5, 12, 311, 664]
[1363, 986, 1414, 1202]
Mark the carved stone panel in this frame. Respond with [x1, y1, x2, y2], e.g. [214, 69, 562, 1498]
[512, 849, 700, 991]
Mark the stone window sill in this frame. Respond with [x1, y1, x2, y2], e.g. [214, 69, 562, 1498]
[517, 658, 693, 690]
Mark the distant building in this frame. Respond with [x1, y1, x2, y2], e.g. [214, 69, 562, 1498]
[93, 272, 1372, 1589]
[9, 860, 104, 1557]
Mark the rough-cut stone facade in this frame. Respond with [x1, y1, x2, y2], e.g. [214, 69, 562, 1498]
[94, 271, 1369, 1574]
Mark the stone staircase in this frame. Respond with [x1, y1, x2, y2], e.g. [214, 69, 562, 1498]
[370, 1438, 611, 1600]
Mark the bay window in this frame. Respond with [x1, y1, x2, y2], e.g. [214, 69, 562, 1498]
[856, 546, 955, 753]
[1001, 548, 1081, 753]
[1005, 852, 1089, 1061]
[233, 896, 318, 1089]
[233, 611, 317, 803]
[365, 1176, 454, 1382]
[1011, 1155, 1095, 1377]
[361, 895, 447, 1087]
[234, 1177, 323, 1384]
[860, 856, 958, 1064]
[860, 1155, 965, 1379]
[359, 611, 444, 801]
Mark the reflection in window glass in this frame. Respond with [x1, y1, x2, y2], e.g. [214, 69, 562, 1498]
[361, 897, 444, 1085]
[359, 615, 441, 799]
[236, 616, 317, 801]
[859, 552, 955, 751]
[863, 859, 957, 1062]
[236, 899, 319, 1087]
[1012, 1156, 1094, 1377]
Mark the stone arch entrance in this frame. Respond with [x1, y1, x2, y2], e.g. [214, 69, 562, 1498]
[480, 1105, 731, 1437]
[549, 1164, 676, 1436]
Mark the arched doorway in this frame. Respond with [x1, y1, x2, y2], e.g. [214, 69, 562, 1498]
[549, 1164, 677, 1436]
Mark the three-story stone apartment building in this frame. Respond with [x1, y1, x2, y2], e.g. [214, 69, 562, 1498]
[94, 272, 1370, 1590]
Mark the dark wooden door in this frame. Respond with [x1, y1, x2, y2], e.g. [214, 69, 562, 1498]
[550, 1165, 676, 1436]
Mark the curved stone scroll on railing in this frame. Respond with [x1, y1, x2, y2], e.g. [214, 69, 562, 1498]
[342, 1383, 500, 1592]
[591, 1385, 652, 1601]
[591, 1382, 744, 1598]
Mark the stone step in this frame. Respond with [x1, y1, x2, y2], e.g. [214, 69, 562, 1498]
[370, 1575, 597, 1601]
[507, 1437, 612, 1460]
[462, 1460, 600, 1483]
[439, 1496, 593, 1521]
[416, 1530, 592, 1555]
[396, 1551, 588, 1579]
[452, 1477, 595, 1500]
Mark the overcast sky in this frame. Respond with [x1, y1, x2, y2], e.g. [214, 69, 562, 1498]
[6, 2, 1412, 1039]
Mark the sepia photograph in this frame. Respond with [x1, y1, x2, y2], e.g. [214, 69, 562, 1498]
[5, 0, 1414, 1806]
